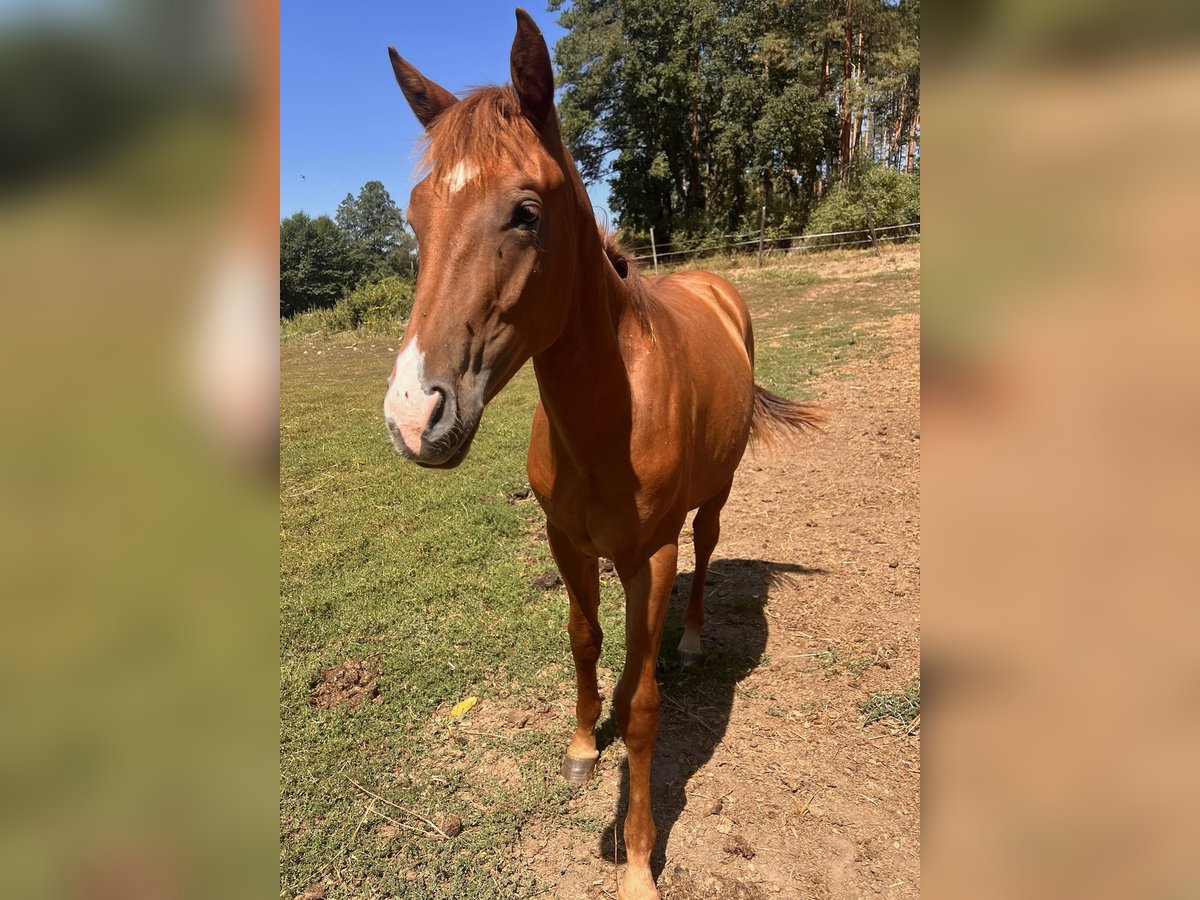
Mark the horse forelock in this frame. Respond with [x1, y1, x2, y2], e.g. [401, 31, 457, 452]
[419, 86, 536, 187]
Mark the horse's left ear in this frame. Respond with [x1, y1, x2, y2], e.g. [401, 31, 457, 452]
[510, 8, 556, 131]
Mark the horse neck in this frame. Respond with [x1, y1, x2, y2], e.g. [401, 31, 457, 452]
[531, 216, 638, 460]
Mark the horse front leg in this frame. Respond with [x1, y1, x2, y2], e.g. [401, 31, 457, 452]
[614, 539, 678, 900]
[546, 522, 604, 783]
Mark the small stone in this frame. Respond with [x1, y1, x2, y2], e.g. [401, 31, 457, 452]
[296, 885, 326, 900]
[441, 815, 464, 838]
[888, 560, 899, 568]
[708, 797, 724, 816]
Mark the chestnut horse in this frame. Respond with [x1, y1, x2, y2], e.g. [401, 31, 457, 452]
[383, 11, 823, 898]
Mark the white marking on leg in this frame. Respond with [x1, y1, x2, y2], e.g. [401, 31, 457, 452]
[678, 629, 702, 656]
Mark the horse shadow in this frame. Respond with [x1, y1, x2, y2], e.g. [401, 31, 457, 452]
[593, 557, 827, 875]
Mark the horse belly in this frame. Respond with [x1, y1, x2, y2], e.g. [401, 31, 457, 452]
[654, 272, 756, 510]
[685, 388, 754, 509]
[681, 337, 755, 509]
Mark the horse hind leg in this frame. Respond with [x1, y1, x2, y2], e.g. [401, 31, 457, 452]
[678, 481, 732, 670]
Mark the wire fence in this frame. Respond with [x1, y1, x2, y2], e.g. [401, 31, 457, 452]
[628, 220, 921, 268]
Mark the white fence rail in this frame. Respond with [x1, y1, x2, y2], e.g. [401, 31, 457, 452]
[627, 220, 920, 267]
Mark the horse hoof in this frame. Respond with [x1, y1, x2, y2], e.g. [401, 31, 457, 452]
[560, 753, 598, 784]
[678, 649, 706, 671]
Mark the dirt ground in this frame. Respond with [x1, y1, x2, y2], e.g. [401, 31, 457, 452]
[515, 307, 921, 898]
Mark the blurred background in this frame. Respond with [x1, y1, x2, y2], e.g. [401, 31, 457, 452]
[924, 0, 1200, 897]
[0, 0, 276, 898]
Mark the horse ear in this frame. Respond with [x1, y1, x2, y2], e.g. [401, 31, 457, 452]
[388, 48, 458, 129]
[510, 9, 556, 131]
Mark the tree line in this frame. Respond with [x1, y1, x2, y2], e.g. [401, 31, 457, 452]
[280, 180, 416, 318]
[551, 0, 920, 241]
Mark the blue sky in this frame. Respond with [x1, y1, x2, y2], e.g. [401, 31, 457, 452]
[281, 1, 613, 224]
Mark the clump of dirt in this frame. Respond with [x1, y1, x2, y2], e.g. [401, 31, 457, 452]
[600, 557, 617, 580]
[722, 834, 755, 859]
[294, 884, 326, 900]
[659, 865, 767, 899]
[506, 485, 533, 502]
[531, 570, 562, 590]
[505, 709, 531, 729]
[310, 660, 380, 709]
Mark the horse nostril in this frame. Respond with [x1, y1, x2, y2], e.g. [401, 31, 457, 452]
[428, 387, 448, 431]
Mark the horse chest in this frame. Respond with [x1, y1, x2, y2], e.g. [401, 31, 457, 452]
[529, 473, 628, 553]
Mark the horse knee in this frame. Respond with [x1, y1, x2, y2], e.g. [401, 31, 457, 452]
[567, 617, 601, 659]
[614, 682, 660, 750]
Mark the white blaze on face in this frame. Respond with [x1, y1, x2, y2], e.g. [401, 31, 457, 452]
[444, 159, 478, 194]
[383, 339, 439, 454]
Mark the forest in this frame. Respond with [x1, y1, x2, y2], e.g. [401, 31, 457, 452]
[552, 0, 920, 242]
[280, 180, 416, 321]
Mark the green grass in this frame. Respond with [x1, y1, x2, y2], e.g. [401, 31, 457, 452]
[812, 645, 878, 679]
[859, 681, 921, 727]
[280, 252, 919, 897]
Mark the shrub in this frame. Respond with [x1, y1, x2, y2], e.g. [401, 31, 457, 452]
[805, 166, 920, 245]
[280, 276, 414, 338]
[324, 276, 415, 333]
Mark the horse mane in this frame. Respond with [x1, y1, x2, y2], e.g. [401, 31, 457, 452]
[600, 230, 655, 333]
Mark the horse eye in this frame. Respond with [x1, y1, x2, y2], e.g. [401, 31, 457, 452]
[515, 201, 540, 226]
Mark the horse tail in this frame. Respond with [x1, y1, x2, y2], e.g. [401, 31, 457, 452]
[750, 384, 828, 446]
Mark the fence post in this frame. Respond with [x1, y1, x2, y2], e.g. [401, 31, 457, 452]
[757, 205, 766, 267]
[861, 195, 882, 258]
[649, 227, 659, 274]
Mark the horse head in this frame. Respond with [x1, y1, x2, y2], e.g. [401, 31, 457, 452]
[383, 10, 588, 467]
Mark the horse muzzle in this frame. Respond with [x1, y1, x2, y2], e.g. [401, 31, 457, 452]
[384, 381, 479, 465]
